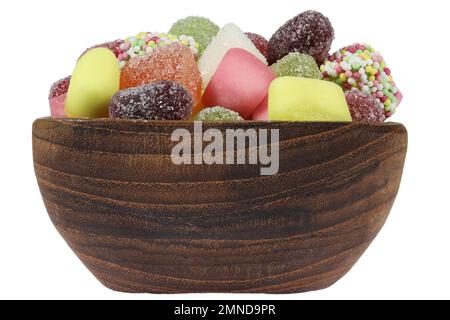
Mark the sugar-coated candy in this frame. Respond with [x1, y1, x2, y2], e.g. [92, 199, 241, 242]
[49, 76, 71, 99]
[246, 32, 269, 60]
[268, 10, 334, 65]
[120, 43, 202, 106]
[202, 48, 275, 119]
[345, 90, 386, 123]
[194, 106, 243, 121]
[66, 48, 120, 118]
[49, 76, 70, 118]
[118, 32, 199, 68]
[82, 40, 124, 59]
[321, 43, 402, 117]
[169, 16, 219, 55]
[271, 52, 321, 79]
[110, 81, 192, 120]
[268, 77, 351, 121]
[198, 23, 268, 89]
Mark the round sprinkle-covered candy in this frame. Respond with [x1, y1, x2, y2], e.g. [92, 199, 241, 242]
[169, 16, 219, 55]
[118, 32, 199, 67]
[110, 81, 193, 120]
[271, 52, 321, 79]
[246, 32, 269, 60]
[320, 43, 402, 117]
[194, 106, 244, 121]
[268, 10, 334, 65]
[345, 90, 386, 123]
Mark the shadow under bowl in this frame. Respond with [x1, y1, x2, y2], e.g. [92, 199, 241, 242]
[32, 118, 407, 294]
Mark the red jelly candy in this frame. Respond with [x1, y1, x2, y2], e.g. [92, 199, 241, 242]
[345, 90, 386, 123]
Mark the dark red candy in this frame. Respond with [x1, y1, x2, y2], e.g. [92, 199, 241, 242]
[268, 10, 334, 65]
[246, 32, 269, 60]
[109, 80, 193, 120]
[48, 76, 71, 99]
[80, 39, 124, 59]
[345, 90, 386, 124]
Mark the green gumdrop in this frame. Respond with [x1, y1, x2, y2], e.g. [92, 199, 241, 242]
[271, 52, 321, 79]
[194, 107, 243, 121]
[169, 16, 219, 55]
[65, 48, 120, 118]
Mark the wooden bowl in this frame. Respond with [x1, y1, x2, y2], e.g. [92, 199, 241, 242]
[32, 118, 407, 294]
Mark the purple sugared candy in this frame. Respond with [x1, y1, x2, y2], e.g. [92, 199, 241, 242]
[345, 90, 386, 123]
[109, 80, 193, 120]
[246, 32, 269, 60]
[268, 10, 334, 65]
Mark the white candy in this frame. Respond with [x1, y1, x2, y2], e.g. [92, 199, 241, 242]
[198, 23, 267, 88]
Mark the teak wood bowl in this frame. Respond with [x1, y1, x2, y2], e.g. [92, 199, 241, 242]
[33, 118, 407, 294]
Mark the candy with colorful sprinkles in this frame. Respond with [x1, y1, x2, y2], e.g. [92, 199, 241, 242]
[169, 16, 220, 55]
[110, 81, 193, 120]
[268, 10, 334, 65]
[321, 43, 402, 117]
[194, 106, 244, 121]
[117, 32, 199, 68]
[345, 90, 386, 123]
[246, 32, 269, 60]
[271, 52, 321, 79]
[120, 43, 202, 107]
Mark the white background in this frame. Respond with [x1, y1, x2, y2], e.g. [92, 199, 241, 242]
[1, 0, 449, 300]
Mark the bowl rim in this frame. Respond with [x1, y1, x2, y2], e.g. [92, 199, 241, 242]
[35, 117, 405, 128]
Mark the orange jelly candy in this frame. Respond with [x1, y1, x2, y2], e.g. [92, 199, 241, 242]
[120, 43, 202, 106]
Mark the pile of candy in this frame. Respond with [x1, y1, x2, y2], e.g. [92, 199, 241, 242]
[49, 11, 402, 123]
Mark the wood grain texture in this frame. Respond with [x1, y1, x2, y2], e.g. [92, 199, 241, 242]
[32, 118, 407, 294]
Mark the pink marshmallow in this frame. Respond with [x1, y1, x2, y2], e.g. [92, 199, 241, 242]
[49, 93, 67, 118]
[202, 48, 275, 119]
